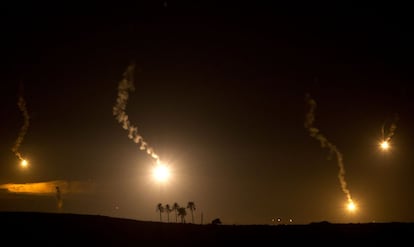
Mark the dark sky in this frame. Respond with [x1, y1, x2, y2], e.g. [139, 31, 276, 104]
[1, 3, 414, 224]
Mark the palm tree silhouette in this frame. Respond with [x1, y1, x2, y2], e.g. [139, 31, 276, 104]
[187, 201, 196, 224]
[165, 204, 172, 223]
[177, 207, 187, 223]
[156, 203, 164, 222]
[172, 202, 180, 222]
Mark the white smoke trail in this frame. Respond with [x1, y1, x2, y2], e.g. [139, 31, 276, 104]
[113, 63, 161, 164]
[11, 94, 30, 162]
[381, 113, 399, 142]
[304, 93, 353, 204]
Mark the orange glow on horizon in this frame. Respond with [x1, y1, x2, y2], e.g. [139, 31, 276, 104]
[0, 180, 95, 194]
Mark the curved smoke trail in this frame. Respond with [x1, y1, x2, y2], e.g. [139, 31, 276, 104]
[304, 93, 353, 204]
[381, 113, 399, 142]
[113, 63, 161, 164]
[11, 94, 30, 162]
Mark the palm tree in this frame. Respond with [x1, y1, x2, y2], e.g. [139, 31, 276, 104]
[165, 204, 172, 223]
[156, 203, 164, 222]
[187, 201, 196, 224]
[177, 207, 187, 223]
[172, 202, 180, 222]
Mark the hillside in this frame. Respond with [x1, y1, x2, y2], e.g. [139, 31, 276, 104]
[1, 212, 413, 245]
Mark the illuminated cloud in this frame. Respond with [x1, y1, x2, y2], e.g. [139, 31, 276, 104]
[0, 180, 95, 195]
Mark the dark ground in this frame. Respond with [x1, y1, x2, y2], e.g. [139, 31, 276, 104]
[1, 212, 413, 245]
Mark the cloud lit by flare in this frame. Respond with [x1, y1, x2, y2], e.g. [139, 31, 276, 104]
[0, 180, 95, 195]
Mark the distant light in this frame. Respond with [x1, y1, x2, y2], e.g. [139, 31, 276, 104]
[20, 159, 28, 168]
[152, 164, 170, 183]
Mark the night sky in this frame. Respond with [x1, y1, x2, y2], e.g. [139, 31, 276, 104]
[1, 3, 414, 225]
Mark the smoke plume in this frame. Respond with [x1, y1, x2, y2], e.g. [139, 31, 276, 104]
[113, 62, 161, 164]
[304, 93, 353, 204]
[381, 113, 399, 142]
[11, 94, 30, 162]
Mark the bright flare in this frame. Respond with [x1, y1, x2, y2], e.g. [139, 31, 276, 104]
[20, 159, 28, 168]
[152, 164, 170, 183]
[380, 140, 390, 151]
[347, 201, 357, 212]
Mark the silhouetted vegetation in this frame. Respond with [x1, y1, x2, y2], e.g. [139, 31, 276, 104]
[187, 201, 196, 224]
[156, 203, 164, 222]
[211, 218, 222, 225]
[177, 207, 187, 223]
[1, 212, 413, 246]
[157, 201, 197, 224]
[165, 204, 172, 223]
[172, 202, 179, 223]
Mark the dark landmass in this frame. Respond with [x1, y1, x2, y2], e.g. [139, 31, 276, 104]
[1, 212, 413, 245]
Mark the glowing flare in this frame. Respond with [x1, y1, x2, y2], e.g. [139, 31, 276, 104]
[380, 140, 390, 151]
[12, 93, 30, 168]
[20, 159, 28, 168]
[152, 164, 170, 183]
[379, 114, 398, 152]
[347, 201, 357, 212]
